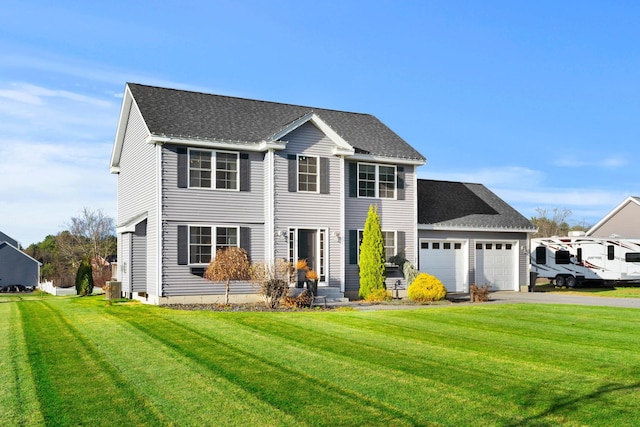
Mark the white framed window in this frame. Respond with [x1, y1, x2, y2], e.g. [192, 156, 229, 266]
[189, 149, 239, 190]
[189, 225, 239, 264]
[357, 163, 396, 199]
[357, 229, 396, 264]
[298, 155, 318, 192]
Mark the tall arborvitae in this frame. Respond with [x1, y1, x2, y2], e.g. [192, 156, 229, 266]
[359, 205, 386, 299]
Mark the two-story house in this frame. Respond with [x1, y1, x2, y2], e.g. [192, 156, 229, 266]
[110, 83, 426, 304]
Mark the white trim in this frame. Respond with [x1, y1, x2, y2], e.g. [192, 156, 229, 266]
[146, 135, 286, 152]
[339, 156, 346, 292]
[586, 196, 640, 236]
[357, 163, 397, 200]
[155, 144, 163, 297]
[186, 224, 241, 266]
[116, 212, 149, 234]
[347, 153, 425, 166]
[111, 85, 153, 173]
[296, 154, 320, 193]
[287, 227, 329, 284]
[0, 241, 42, 266]
[187, 148, 240, 191]
[418, 224, 537, 233]
[269, 113, 354, 154]
[265, 149, 275, 263]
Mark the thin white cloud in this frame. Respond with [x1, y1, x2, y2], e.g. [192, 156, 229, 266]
[553, 156, 628, 168]
[419, 166, 544, 189]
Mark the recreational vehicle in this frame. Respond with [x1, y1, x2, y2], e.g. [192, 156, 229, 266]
[531, 236, 640, 287]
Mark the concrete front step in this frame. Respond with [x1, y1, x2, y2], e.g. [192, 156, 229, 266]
[290, 287, 348, 303]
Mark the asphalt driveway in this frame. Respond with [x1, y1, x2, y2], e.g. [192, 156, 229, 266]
[488, 291, 640, 309]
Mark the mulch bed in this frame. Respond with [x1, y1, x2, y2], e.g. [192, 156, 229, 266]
[162, 303, 335, 312]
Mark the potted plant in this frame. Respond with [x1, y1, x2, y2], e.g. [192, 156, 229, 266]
[296, 259, 309, 288]
[306, 269, 318, 296]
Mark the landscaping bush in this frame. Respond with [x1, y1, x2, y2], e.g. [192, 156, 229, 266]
[365, 288, 391, 302]
[261, 279, 289, 309]
[282, 289, 313, 308]
[389, 253, 419, 287]
[408, 273, 447, 302]
[75, 260, 94, 296]
[470, 284, 490, 302]
[359, 205, 386, 299]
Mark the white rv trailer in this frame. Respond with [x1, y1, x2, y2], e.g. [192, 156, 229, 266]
[531, 236, 640, 287]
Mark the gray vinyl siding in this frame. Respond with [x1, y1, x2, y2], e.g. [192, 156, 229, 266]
[0, 232, 18, 248]
[273, 123, 342, 287]
[116, 104, 158, 294]
[589, 202, 640, 238]
[161, 222, 262, 296]
[160, 145, 265, 296]
[0, 244, 39, 287]
[131, 220, 147, 292]
[418, 229, 529, 288]
[345, 163, 417, 293]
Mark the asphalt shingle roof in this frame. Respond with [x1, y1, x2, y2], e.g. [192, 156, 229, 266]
[418, 179, 536, 230]
[127, 83, 425, 161]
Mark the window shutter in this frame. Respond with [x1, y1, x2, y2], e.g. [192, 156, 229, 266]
[239, 152, 250, 192]
[397, 231, 405, 256]
[288, 154, 297, 192]
[348, 162, 357, 197]
[349, 229, 358, 264]
[177, 147, 188, 188]
[240, 227, 251, 257]
[177, 225, 188, 265]
[396, 166, 405, 200]
[320, 157, 329, 194]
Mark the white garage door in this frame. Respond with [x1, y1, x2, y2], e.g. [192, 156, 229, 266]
[475, 242, 517, 291]
[419, 240, 466, 292]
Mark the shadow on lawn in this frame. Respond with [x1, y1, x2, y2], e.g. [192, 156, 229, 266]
[507, 381, 640, 426]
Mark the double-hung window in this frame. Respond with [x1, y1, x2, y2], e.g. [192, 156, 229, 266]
[189, 226, 239, 264]
[357, 230, 396, 264]
[298, 156, 318, 192]
[358, 163, 396, 198]
[189, 149, 238, 190]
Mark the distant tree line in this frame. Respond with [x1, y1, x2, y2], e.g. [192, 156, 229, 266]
[530, 207, 591, 238]
[25, 208, 116, 288]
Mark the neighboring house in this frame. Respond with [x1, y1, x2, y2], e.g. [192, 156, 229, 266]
[0, 231, 41, 288]
[417, 179, 537, 292]
[586, 196, 640, 238]
[110, 83, 426, 304]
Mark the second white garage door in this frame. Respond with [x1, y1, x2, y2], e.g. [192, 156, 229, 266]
[419, 240, 467, 292]
[475, 242, 517, 291]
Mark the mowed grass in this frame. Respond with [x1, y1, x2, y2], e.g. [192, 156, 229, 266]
[536, 283, 640, 298]
[2, 296, 640, 426]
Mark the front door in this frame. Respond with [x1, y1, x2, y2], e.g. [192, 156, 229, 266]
[298, 229, 317, 272]
[289, 228, 327, 282]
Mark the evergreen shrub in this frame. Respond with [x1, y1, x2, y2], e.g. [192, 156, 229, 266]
[75, 260, 94, 296]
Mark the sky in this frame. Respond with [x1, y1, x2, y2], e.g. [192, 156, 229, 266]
[1, 0, 639, 247]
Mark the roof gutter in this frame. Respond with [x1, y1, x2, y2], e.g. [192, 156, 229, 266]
[145, 135, 286, 152]
[418, 224, 538, 234]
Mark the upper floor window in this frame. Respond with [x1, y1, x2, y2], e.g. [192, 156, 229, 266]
[298, 156, 318, 192]
[189, 149, 238, 190]
[358, 163, 396, 199]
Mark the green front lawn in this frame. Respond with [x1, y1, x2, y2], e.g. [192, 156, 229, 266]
[536, 282, 640, 298]
[2, 296, 640, 426]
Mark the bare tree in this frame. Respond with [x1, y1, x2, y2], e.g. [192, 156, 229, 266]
[531, 208, 572, 237]
[204, 247, 252, 304]
[57, 208, 116, 286]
